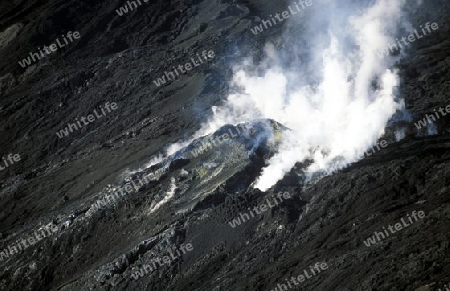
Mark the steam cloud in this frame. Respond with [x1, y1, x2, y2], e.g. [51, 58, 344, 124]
[166, 0, 412, 191]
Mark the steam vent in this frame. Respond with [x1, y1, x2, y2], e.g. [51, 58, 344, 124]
[0, 0, 449, 290]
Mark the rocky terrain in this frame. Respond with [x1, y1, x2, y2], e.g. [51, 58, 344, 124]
[0, 0, 449, 290]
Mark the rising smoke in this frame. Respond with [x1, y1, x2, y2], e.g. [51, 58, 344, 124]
[166, 0, 413, 191]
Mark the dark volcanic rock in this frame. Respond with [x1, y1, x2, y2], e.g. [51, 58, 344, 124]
[0, 0, 449, 291]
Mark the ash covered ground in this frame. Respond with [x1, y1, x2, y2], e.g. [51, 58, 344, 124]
[0, 0, 449, 290]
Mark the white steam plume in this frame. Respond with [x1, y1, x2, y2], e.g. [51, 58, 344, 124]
[165, 0, 411, 191]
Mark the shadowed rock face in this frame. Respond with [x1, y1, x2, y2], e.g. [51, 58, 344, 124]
[0, 0, 449, 290]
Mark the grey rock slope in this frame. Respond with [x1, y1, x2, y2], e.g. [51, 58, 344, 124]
[0, 0, 449, 290]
